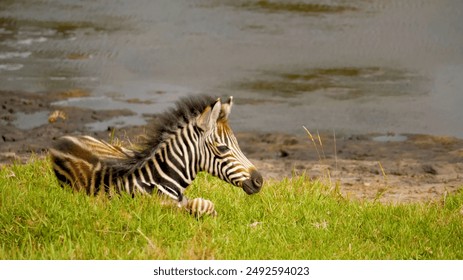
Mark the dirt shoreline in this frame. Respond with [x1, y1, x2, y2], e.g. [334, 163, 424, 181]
[1, 91, 462, 203]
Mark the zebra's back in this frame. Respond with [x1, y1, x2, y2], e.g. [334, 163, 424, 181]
[49, 136, 134, 194]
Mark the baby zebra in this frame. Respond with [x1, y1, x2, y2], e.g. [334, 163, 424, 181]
[49, 95, 263, 217]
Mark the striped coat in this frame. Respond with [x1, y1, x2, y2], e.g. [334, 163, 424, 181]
[50, 95, 263, 217]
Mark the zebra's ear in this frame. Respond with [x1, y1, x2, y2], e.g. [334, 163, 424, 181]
[219, 96, 233, 121]
[197, 99, 222, 131]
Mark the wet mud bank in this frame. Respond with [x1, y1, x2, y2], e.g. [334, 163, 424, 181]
[1, 90, 462, 203]
[239, 131, 463, 203]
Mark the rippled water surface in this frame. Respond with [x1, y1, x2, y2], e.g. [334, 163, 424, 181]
[1, 0, 462, 137]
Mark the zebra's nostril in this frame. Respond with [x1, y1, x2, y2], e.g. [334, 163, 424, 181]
[241, 170, 263, 195]
[251, 170, 263, 188]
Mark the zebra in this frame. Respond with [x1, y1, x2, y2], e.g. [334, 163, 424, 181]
[49, 95, 263, 217]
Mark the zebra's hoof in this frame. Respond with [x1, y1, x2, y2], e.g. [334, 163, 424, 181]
[187, 198, 217, 218]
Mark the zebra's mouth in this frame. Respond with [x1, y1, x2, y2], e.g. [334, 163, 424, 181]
[241, 169, 263, 195]
[242, 183, 260, 195]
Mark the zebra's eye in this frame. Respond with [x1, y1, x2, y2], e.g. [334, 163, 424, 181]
[217, 145, 230, 153]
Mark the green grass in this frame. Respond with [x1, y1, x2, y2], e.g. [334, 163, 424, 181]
[1, 158, 462, 259]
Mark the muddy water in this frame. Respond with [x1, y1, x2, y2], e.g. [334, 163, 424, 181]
[1, 0, 462, 137]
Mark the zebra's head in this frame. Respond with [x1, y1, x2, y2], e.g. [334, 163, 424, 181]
[196, 97, 263, 195]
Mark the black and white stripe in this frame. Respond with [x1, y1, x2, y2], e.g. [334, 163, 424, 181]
[50, 95, 263, 215]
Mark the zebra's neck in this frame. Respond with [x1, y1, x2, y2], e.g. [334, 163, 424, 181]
[134, 123, 202, 200]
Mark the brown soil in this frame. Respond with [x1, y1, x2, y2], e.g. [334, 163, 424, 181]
[1, 90, 462, 203]
[238, 132, 463, 203]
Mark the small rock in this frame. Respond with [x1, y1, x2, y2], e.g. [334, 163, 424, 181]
[48, 110, 67, 123]
[422, 164, 438, 175]
[278, 149, 289, 158]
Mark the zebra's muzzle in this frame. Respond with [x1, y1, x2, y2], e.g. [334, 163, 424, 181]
[242, 169, 263, 195]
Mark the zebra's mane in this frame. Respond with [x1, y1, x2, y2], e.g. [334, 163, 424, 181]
[112, 95, 217, 173]
[142, 94, 216, 153]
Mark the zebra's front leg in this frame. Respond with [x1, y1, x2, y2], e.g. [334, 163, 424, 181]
[183, 197, 217, 218]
